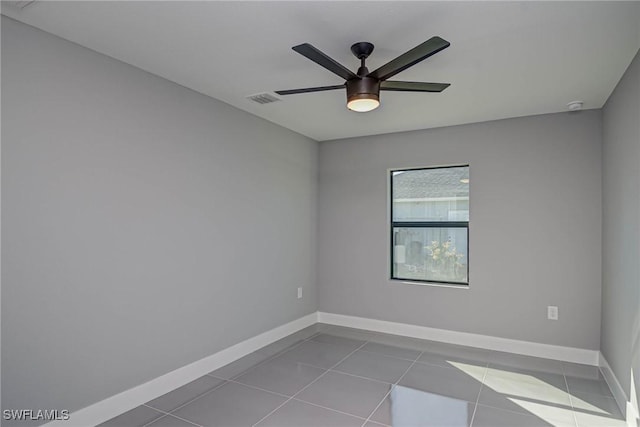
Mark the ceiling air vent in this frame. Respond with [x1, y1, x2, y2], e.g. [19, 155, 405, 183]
[246, 93, 281, 105]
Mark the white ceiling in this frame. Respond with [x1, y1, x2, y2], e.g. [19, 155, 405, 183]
[2, 1, 639, 141]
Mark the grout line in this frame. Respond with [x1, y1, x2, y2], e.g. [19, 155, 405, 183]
[157, 332, 323, 423]
[141, 405, 203, 427]
[252, 340, 370, 426]
[357, 347, 422, 362]
[565, 387, 620, 400]
[223, 378, 293, 399]
[143, 331, 320, 421]
[293, 353, 419, 377]
[140, 405, 170, 427]
[143, 403, 168, 411]
[468, 362, 489, 427]
[360, 350, 424, 427]
[563, 371, 580, 427]
[359, 388, 392, 426]
[222, 332, 322, 381]
[281, 358, 418, 386]
[309, 333, 425, 362]
[328, 368, 395, 385]
[156, 378, 229, 417]
[473, 401, 571, 420]
[142, 403, 170, 415]
[289, 360, 339, 371]
[289, 398, 369, 421]
[412, 357, 477, 370]
[474, 398, 575, 414]
[222, 332, 358, 382]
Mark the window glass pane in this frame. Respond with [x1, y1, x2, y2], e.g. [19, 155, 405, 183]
[392, 166, 469, 222]
[392, 227, 468, 283]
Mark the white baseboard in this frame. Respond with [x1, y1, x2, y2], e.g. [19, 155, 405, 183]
[599, 352, 634, 422]
[45, 312, 318, 427]
[317, 312, 599, 365]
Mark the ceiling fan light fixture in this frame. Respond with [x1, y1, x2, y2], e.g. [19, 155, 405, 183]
[347, 94, 380, 112]
[346, 77, 380, 112]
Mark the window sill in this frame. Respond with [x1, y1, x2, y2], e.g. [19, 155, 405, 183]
[390, 279, 469, 289]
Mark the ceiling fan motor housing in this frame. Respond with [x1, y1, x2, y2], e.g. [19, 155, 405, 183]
[347, 77, 380, 104]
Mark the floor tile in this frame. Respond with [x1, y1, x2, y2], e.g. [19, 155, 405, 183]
[297, 324, 327, 337]
[421, 341, 490, 358]
[145, 376, 225, 412]
[472, 405, 561, 426]
[171, 381, 287, 426]
[322, 325, 380, 342]
[257, 339, 306, 359]
[361, 342, 422, 361]
[310, 333, 366, 351]
[209, 351, 273, 380]
[100, 326, 604, 427]
[572, 390, 626, 426]
[258, 326, 320, 357]
[145, 414, 199, 427]
[562, 362, 601, 379]
[574, 411, 627, 427]
[296, 371, 392, 418]
[484, 365, 568, 390]
[370, 384, 474, 426]
[366, 333, 428, 352]
[97, 406, 164, 427]
[566, 373, 614, 398]
[333, 349, 413, 384]
[275, 340, 356, 369]
[234, 358, 325, 396]
[481, 370, 572, 408]
[477, 386, 576, 425]
[256, 399, 363, 427]
[398, 362, 484, 403]
[418, 347, 490, 369]
[570, 390, 623, 420]
[488, 352, 565, 375]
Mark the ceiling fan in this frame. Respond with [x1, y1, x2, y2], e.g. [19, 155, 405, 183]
[275, 37, 451, 113]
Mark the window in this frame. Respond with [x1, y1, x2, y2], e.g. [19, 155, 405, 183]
[390, 165, 469, 286]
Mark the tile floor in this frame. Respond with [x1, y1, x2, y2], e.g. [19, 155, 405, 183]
[99, 324, 625, 427]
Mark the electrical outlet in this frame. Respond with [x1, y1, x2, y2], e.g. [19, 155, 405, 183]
[547, 306, 558, 320]
[297, 287, 302, 299]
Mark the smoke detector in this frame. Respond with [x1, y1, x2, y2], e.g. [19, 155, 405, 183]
[567, 101, 583, 111]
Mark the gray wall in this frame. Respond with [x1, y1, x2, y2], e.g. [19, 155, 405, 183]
[601, 48, 639, 414]
[1, 17, 317, 418]
[318, 111, 602, 350]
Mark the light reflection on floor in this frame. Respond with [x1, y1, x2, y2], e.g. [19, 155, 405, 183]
[449, 361, 627, 427]
[389, 386, 470, 426]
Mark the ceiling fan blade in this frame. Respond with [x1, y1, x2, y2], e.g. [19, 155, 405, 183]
[275, 84, 345, 95]
[381, 81, 450, 92]
[292, 43, 357, 81]
[368, 37, 450, 81]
